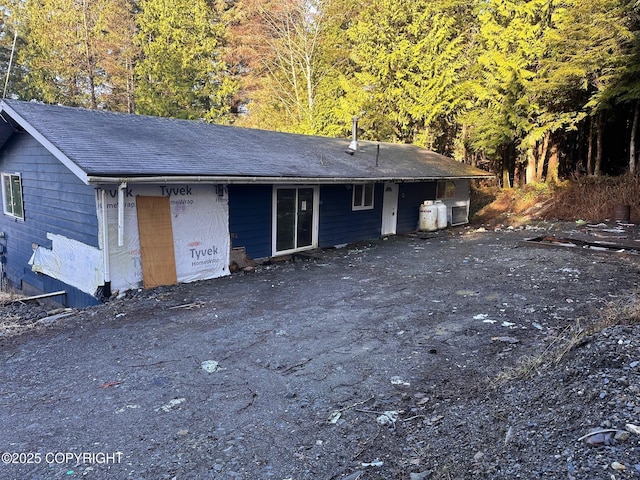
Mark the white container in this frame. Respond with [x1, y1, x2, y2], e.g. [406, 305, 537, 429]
[418, 201, 438, 231]
[435, 200, 448, 229]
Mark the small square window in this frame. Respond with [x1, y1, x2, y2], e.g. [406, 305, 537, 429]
[352, 183, 374, 210]
[2, 173, 24, 220]
[437, 180, 455, 199]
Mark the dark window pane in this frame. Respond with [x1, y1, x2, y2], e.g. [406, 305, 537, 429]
[364, 184, 373, 207]
[297, 188, 314, 247]
[276, 189, 296, 251]
[2, 175, 11, 214]
[11, 176, 23, 218]
[353, 184, 363, 207]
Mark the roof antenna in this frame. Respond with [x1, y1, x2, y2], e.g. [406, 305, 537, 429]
[3, 29, 18, 99]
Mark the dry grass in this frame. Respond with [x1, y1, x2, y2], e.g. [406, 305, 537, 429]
[542, 176, 640, 223]
[494, 321, 587, 384]
[0, 290, 24, 305]
[495, 292, 640, 384]
[472, 176, 640, 226]
[471, 182, 558, 227]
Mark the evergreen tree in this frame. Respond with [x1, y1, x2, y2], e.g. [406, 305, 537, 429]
[134, 0, 236, 121]
[18, 0, 137, 110]
[462, 0, 551, 186]
[535, 0, 635, 176]
[341, 0, 476, 150]
[4, 0, 638, 180]
[20, 0, 93, 107]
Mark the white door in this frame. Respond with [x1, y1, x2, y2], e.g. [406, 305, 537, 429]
[381, 182, 399, 236]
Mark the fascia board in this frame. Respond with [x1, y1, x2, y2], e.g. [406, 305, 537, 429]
[87, 174, 495, 185]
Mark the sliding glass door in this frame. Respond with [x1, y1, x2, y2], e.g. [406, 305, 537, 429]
[273, 186, 318, 254]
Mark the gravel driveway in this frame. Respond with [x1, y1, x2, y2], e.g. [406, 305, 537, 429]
[1, 223, 639, 480]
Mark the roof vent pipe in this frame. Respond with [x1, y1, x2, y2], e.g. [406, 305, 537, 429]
[348, 116, 359, 151]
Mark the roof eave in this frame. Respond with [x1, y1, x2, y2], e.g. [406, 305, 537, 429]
[87, 174, 495, 185]
[0, 100, 90, 185]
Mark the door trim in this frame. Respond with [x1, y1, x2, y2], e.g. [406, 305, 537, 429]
[271, 185, 319, 256]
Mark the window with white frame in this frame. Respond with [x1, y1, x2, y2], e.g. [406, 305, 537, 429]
[2, 173, 24, 220]
[436, 180, 456, 199]
[352, 183, 374, 210]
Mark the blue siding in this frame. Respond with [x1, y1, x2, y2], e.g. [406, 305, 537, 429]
[21, 271, 100, 307]
[0, 133, 99, 305]
[228, 184, 273, 259]
[397, 182, 437, 233]
[318, 184, 383, 247]
[229, 183, 387, 257]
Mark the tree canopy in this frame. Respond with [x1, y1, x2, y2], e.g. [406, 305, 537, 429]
[1, 0, 639, 180]
[135, 0, 235, 120]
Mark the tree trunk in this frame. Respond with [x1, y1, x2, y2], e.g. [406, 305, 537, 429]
[127, 57, 135, 113]
[594, 114, 603, 176]
[501, 147, 511, 188]
[525, 147, 535, 184]
[502, 144, 518, 188]
[546, 138, 559, 184]
[536, 132, 550, 182]
[82, 0, 98, 110]
[462, 124, 470, 165]
[587, 118, 594, 175]
[630, 100, 639, 176]
[502, 166, 511, 188]
[514, 158, 522, 187]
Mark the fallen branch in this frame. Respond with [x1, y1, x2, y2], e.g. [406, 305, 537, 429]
[168, 302, 204, 310]
[128, 360, 177, 368]
[355, 408, 386, 415]
[98, 381, 123, 388]
[577, 429, 627, 442]
[327, 396, 375, 424]
[335, 396, 375, 413]
[401, 414, 426, 422]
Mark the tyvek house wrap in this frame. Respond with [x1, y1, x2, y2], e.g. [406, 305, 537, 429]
[29, 184, 229, 297]
[99, 184, 230, 294]
[29, 233, 104, 295]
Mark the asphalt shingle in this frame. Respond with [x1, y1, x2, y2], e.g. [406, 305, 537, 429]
[0, 100, 491, 181]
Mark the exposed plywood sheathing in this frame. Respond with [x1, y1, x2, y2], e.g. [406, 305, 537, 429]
[136, 196, 177, 288]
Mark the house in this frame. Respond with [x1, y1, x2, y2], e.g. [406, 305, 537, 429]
[0, 100, 492, 307]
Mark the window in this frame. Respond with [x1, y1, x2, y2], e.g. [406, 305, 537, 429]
[2, 173, 24, 220]
[352, 183, 374, 210]
[437, 180, 456, 199]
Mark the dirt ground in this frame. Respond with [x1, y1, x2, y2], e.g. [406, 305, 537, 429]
[1, 221, 640, 480]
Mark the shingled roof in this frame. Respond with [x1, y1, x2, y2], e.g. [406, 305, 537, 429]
[0, 100, 492, 185]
